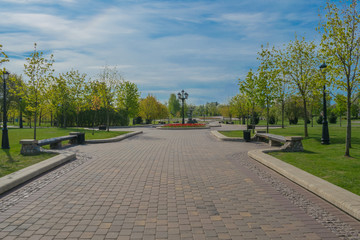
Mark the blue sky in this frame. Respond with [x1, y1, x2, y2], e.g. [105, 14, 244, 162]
[0, 0, 326, 105]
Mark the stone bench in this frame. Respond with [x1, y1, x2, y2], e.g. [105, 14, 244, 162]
[255, 132, 304, 152]
[20, 132, 85, 155]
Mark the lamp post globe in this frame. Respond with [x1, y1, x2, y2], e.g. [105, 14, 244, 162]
[319, 63, 330, 145]
[2, 70, 10, 149]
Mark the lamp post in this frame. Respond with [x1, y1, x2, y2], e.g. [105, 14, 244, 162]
[319, 63, 330, 145]
[2, 70, 10, 149]
[19, 97, 23, 128]
[177, 90, 188, 124]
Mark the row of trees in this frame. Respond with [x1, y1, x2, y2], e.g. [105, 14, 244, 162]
[235, 0, 360, 157]
[1, 43, 141, 138]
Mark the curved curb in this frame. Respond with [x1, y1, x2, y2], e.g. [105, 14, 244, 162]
[248, 148, 360, 220]
[157, 127, 210, 130]
[85, 131, 143, 144]
[0, 152, 76, 195]
[211, 130, 244, 142]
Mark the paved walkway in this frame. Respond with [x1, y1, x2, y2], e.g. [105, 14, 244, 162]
[0, 126, 360, 239]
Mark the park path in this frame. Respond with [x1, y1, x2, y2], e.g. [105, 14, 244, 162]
[0, 126, 359, 239]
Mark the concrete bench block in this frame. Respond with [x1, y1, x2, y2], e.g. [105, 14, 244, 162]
[20, 139, 40, 155]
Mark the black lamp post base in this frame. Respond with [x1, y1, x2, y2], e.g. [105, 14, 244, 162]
[321, 122, 330, 145]
[2, 128, 10, 149]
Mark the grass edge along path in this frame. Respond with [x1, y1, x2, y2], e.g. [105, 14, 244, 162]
[0, 128, 130, 178]
[220, 125, 360, 196]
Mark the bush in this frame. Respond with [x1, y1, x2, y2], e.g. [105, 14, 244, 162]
[317, 115, 323, 124]
[329, 112, 337, 124]
[289, 117, 298, 125]
[250, 113, 259, 125]
[134, 116, 143, 124]
[268, 115, 276, 124]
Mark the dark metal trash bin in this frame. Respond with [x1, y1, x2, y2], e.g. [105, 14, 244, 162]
[77, 133, 85, 144]
[243, 130, 251, 142]
[99, 125, 106, 130]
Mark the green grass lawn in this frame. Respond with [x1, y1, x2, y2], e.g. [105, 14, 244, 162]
[219, 131, 244, 138]
[0, 127, 130, 178]
[219, 124, 360, 195]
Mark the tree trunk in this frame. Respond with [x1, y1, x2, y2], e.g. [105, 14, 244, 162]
[50, 111, 53, 127]
[266, 98, 269, 133]
[340, 114, 342, 127]
[34, 110, 37, 140]
[310, 104, 314, 127]
[64, 112, 67, 128]
[106, 108, 110, 132]
[303, 97, 308, 138]
[92, 112, 96, 135]
[39, 109, 41, 126]
[345, 91, 351, 156]
[281, 100, 285, 129]
[252, 104, 255, 134]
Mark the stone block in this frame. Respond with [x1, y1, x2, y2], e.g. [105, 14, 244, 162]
[20, 139, 40, 155]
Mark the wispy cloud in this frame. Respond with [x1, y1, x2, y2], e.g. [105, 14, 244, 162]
[0, 0, 323, 104]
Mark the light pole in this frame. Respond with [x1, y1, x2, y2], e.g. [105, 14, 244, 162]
[177, 90, 188, 124]
[2, 70, 10, 149]
[19, 97, 23, 128]
[320, 63, 330, 145]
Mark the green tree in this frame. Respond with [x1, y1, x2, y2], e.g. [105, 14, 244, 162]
[239, 69, 258, 132]
[0, 44, 9, 66]
[219, 104, 232, 121]
[257, 45, 279, 133]
[53, 74, 74, 128]
[139, 94, 159, 124]
[117, 80, 140, 121]
[319, 0, 360, 156]
[98, 66, 122, 131]
[334, 94, 347, 127]
[65, 70, 86, 128]
[168, 93, 181, 118]
[280, 36, 320, 137]
[273, 48, 291, 128]
[23, 43, 54, 139]
[230, 94, 248, 124]
[157, 102, 169, 121]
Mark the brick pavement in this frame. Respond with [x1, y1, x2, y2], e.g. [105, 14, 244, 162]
[0, 127, 359, 239]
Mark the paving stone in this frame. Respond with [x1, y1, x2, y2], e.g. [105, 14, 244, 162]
[0, 127, 359, 239]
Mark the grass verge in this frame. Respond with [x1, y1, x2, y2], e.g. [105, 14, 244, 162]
[220, 124, 360, 196]
[268, 125, 360, 196]
[0, 128, 130, 178]
[218, 131, 244, 138]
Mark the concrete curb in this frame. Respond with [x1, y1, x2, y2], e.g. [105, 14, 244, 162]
[157, 127, 210, 130]
[85, 131, 143, 144]
[211, 130, 244, 142]
[0, 152, 76, 195]
[248, 148, 360, 221]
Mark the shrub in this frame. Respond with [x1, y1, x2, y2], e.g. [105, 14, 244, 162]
[134, 116, 143, 124]
[250, 113, 259, 125]
[329, 112, 337, 124]
[268, 115, 276, 124]
[289, 117, 298, 125]
[317, 115, 323, 124]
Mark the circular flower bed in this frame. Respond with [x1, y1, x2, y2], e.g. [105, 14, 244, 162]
[162, 123, 207, 128]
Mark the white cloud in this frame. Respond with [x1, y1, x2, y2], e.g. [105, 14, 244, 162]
[0, 0, 322, 104]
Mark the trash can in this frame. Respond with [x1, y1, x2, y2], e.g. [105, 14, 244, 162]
[243, 130, 251, 142]
[77, 133, 85, 144]
[99, 125, 107, 130]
